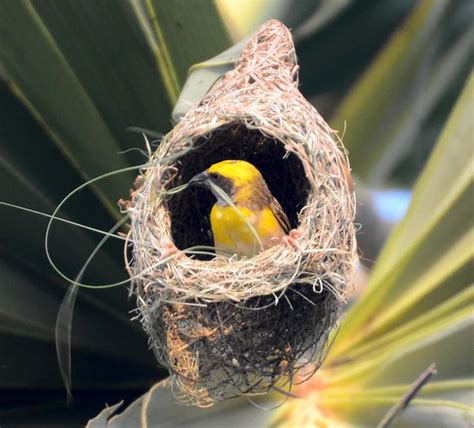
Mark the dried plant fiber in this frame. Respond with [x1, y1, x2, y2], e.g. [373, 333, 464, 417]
[126, 19, 357, 406]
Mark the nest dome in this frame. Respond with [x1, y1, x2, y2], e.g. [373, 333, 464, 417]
[127, 20, 357, 406]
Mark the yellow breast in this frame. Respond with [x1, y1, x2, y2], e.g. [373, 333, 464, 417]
[210, 204, 285, 257]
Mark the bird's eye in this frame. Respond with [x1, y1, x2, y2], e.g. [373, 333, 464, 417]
[209, 172, 219, 180]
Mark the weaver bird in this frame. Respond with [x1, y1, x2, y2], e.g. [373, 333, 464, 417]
[189, 160, 299, 257]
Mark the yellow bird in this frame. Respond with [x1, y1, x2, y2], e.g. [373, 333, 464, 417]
[189, 160, 297, 257]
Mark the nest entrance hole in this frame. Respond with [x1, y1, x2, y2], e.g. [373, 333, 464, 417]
[166, 123, 310, 252]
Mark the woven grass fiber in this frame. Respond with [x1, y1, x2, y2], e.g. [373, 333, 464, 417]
[125, 19, 357, 406]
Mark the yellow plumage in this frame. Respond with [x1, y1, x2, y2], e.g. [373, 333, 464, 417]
[190, 160, 291, 257]
[210, 205, 285, 257]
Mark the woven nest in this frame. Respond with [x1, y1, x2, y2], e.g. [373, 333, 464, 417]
[126, 20, 357, 406]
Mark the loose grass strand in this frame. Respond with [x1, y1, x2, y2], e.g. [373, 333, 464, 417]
[43, 149, 192, 288]
[55, 215, 128, 402]
[0, 202, 131, 243]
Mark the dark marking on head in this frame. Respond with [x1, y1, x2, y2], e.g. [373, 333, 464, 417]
[208, 173, 233, 199]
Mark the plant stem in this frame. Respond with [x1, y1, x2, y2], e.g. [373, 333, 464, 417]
[376, 363, 437, 428]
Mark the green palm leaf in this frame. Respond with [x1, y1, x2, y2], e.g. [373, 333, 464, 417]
[0, 1, 471, 426]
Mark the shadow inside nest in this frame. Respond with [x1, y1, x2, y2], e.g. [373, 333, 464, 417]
[165, 122, 311, 257]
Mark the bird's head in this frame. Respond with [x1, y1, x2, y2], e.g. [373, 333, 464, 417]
[188, 160, 263, 205]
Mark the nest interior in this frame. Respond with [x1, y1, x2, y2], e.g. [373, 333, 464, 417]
[166, 122, 310, 252]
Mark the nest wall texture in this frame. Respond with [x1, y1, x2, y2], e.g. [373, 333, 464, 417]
[127, 20, 357, 406]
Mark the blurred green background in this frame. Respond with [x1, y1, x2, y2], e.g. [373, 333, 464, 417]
[0, 0, 472, 426]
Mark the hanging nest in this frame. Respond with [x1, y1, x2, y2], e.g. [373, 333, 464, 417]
[126, 20, 357, 407]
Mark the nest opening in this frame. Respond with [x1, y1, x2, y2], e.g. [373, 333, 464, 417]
[165, 122, 310, 253]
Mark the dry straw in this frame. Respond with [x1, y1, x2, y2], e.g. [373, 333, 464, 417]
[126, 20, 357, 406]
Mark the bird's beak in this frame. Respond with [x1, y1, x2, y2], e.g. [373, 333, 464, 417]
[188, 171, 209, 186]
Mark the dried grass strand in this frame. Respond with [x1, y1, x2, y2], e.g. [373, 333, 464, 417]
[127, 20, 357, 406]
